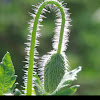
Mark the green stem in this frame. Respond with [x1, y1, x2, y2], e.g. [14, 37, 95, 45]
[26, 0, 65, 95]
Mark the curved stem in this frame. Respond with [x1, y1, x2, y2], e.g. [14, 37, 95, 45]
[26, 0, 65, 95]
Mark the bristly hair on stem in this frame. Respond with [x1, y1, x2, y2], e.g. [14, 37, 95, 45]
[23, 0, 71, 95]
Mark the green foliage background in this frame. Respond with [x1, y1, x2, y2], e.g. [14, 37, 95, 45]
[0, 0, 100, 95]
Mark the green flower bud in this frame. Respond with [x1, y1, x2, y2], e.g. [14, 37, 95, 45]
[44, 53, 67, 93]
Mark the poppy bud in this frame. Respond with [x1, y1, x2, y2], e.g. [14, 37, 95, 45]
[44, 53, 67, 93]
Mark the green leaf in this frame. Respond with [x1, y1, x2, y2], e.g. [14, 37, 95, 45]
[0, 52, 16, 95]
[52, 66, 82, 95]
[14, 89, 22, 96]
[53, 85, 79, 95]
[56, 66, 82, 91]
[34, 74, 44, 95]
[7, 83, 18, 94]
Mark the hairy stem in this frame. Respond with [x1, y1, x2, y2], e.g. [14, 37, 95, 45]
[26, 0, 65, 95]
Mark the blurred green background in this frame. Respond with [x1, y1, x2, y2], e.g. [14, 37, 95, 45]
[0, 0, 100, 95]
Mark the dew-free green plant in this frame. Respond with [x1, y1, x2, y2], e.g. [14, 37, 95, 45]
[0, 0, 81, 96]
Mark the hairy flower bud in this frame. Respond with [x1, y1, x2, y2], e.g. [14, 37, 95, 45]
[44, 53, 67, 93]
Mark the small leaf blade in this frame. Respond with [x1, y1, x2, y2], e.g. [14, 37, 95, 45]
[34, 74, 44, 95]
[53, 85, 79, 95]
[0, 52, 16, 95]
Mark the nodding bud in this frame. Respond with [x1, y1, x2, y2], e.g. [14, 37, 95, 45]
[24, 0, 72, 95]
[44, 53, 68, 93]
